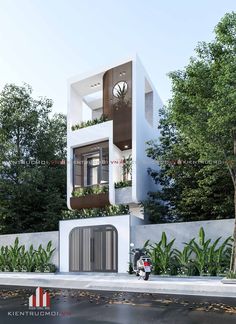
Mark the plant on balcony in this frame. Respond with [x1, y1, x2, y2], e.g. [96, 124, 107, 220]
[122, 155, 132, 181]
[72, 185, 109, 197]
[61, 204, 130, 220]
[71, 114, 108, 131]
[115, 180, 132, 189]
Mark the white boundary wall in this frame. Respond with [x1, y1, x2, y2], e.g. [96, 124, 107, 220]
[0, 219, 233, 273]
[132, 219, 234, 250]
[0, 231, 59, 267]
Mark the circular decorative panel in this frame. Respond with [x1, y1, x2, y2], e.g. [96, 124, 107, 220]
[112, 81, 128, 98]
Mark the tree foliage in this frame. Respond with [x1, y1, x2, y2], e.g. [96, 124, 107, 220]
[145, 107, 234, 223]
[0, 84, 67, 233]
[146, 12, 236, 271]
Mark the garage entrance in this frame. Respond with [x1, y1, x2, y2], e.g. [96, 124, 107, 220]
[69, 225, 118, 272]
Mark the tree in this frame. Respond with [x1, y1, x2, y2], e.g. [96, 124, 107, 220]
[0, 84, 67, 233]
[145, 107, 234, 223]
[165, 12, 236, 271]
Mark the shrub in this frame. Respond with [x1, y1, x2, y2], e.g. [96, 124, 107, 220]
[184, 227, 232, 276]
[0, 238, 56, 273]
[61, 204, 130, 219]
[71, 114, 108, 131]
[72, 185, 108, 197]
[115, 180, 132, 189]
[226, 271, 236, 279]
[143, 228, 232, 277]
[144, 232, 176, 275]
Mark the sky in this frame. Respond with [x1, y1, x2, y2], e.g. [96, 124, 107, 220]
[0, 0, 235, 114]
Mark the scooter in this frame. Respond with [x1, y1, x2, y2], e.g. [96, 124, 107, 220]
[131, 246, 152, 280]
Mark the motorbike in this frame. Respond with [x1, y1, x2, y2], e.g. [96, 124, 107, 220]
[131, 247, 152, 280]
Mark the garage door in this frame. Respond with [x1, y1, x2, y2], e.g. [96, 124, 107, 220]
[69, 225, 118, 272]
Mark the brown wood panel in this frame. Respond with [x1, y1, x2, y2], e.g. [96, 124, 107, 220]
[70, 192, 109, 209]
[103, 62, 132, 150]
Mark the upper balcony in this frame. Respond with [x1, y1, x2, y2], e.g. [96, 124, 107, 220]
[68, 61, 132, 151]
[68, 71, 106, 133]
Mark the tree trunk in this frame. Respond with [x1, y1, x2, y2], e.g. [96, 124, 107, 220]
[231, 188, 236, 272]
[230, 129, 236, 273]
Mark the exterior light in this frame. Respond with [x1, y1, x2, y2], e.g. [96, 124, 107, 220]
[124, 145, 129, 149]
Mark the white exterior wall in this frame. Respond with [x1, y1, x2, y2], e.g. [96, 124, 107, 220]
[59, 215, 130, 273]
[112, 144, 123, 183]
[68, 87, 83, 129]
[132, 56, 162, 205]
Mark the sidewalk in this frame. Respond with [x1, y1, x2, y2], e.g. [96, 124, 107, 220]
[0, 273, 235, 298]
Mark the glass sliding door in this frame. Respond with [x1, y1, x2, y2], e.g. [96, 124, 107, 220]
[73, 141, 109, 189]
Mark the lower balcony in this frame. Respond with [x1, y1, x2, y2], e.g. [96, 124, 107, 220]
[70, 192, 109, 209]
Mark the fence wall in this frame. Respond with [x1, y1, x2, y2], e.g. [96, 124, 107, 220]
[0, 231, 59, 268]
[132, 219, 234, 250]
[0, 219, 234, 271]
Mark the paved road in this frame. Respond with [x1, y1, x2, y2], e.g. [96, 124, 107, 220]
[0, 286, 236, 324]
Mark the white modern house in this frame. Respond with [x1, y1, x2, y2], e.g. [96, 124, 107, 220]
[59, 55, 162, 273]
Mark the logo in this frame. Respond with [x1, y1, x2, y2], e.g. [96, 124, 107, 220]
[7, 287, 72, 318]
[29, 287, 50, 309]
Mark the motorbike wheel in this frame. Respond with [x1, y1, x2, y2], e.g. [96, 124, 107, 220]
[143, 272, 150, 281]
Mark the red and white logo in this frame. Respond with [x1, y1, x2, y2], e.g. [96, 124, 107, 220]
[29, 287, 50, 309]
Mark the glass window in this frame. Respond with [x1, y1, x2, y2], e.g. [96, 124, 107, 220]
[73, 141, 109, 189]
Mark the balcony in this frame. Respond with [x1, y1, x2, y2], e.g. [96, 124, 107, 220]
[71, 114, 108, 132]
[70, 192, 109, 209]
[70, 183, 109, 210]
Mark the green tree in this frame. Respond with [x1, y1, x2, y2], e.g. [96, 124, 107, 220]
[0, 84, 67, 233]
[145, 107, 234, 223]
[166, 12, 236, 271]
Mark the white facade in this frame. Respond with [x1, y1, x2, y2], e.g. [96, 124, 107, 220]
[63, 56, 162, 273]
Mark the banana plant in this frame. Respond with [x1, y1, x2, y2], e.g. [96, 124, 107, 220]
[173, 241, 194, 276]
[0, 238, 56, 273]
[144, 232, 175, 275]
[185, 228, 211, 275]
[34, 241, 55, 270]
[22, 245, 35, 272]
[186, 227, 232, 276]
[8, 238, 25, 271]
[214, 237, 233, 275]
